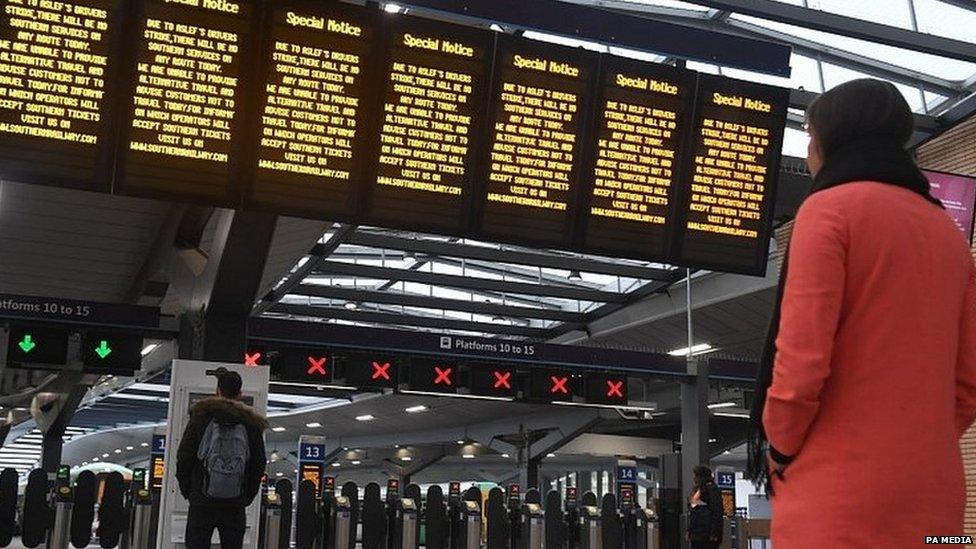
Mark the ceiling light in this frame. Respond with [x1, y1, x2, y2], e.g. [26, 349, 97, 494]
[707, 402, 737, 409]
[383, 3, 403, 13]
[114, 449, 121, 454]
[306, 422, 322, 428]
[294, 469, 298, 474]
[351, 460, 361, 465]
[708, 438, 717, 443]
[456, 440, 464, 445]
[355, 415, 375, 422]
[713, 412, 751, 419]
[501, 453, 510, 458]
[489, 23, 504, 32]
[404, 405, 427, 413]
[140, 442, 149, 447]
[568, 270, 583, 281]
[276, 472, 283, 477]
[125, 446, 133, 451]
[82, 462, 88, 466]
[332, 462, 341, 467]
[141, 344, 160, 357]
[400, 456, 412, 462]
[546, 453, 556, 458]
[462, 454, 475, 459]
[102, 454, 109, 458]
[92, 457, 100, 462]
[668, 343, 715, 357]
[272, 426, 287, 432]
[344, 301, 359, 310]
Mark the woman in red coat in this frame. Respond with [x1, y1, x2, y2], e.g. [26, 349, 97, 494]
[749, 79, 976, 547]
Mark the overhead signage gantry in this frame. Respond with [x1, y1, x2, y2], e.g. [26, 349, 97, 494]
[0, 0, 790, 276]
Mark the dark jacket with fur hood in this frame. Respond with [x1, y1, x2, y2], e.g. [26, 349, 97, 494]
[176, 396, 268, 507]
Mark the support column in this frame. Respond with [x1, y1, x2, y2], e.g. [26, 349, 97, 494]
[39, 383, 86, 473]
[680, 359, 710, 500]
[519, 456, 540, 490]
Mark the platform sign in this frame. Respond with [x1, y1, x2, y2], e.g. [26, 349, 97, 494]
[0, 0, 124, 191]
[469, 364, 517, 398]
[716, 470, 735, 490]
[405, 357, 459, 394]
[340, 352, 399, 389]
[116, 0, 254, 204]
[585, 373, 629, 405]
[4, 325, 69, 369]
[616, 465, 637, 485]
[365, 14, 493, 235]
[150, 434, 165, 490]
[581, 56, 697, 260]
[81, 330, 143, 374]
[247, 0, 378, 219]
[479, 35, 599, 249]
[672, 74, 788, 275]
[0, 294, 160, 328]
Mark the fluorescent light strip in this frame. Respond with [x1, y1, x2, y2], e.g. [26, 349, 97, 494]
[404, 405, 428, 413]
[668, 343, 716, 357]
[398, 390, 514, 402]
[355, 415, 375, 422]
[553, 401, 656, 412]
[706, 402, 737, 409]
[712, 412, 751, 418]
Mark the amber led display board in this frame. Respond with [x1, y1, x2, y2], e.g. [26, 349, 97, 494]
[363, 14, 493, 236]
[115, 0, 255, 205]
[672, 73, 789, 275]
[0, 0, 123, 191]
[247, 0, 378, 220]
[580, 56, 697, 261]
[478, 35, 599, 249]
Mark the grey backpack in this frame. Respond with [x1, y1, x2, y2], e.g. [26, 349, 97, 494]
[197, 420, 249, 499]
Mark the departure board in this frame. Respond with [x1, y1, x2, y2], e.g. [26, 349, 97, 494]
[247, 1, 377, 219]
[479, 36, 598, 248]
[0, 0, 122, 190]
[673, 74, 788, 275]
[116, 0, 253, 204]
[365, 16, 492, 235]
[581, 57, 696, 260]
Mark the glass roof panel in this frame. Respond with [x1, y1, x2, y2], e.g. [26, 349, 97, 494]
[798, 0, 914, 30]
[730, 13, 976, 82]
[820, 62, 925, 112]
[782, 127, 811, 158]
[913, 0, 976, 44]
[614, 0, 710, 11]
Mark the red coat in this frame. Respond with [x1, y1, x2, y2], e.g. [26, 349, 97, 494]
[763, 182, 976, 547]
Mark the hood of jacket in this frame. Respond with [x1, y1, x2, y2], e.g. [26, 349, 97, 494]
[190, 396, 268, 430]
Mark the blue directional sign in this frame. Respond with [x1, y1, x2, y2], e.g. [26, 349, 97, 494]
[299, 442, 326, 464]
[716, 470, 735, 490]
[616, 465, 637, 485]
[151, 434, 166, 456]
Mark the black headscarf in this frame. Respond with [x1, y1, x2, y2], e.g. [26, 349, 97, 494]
[747, 80, 942, 495]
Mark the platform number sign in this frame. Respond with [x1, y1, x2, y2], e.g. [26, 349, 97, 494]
[616, 465, 637, 484]
[716, 471, 735, 490]
[151, 434, 166, 456]
[300, 443, 326, 464]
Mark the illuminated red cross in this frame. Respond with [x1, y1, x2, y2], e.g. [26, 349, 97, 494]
[434, 366, 453, 386]
[550, 375, 569, 394]
[244, 352, 262, 366]
[371, 361, 392, 381]
[306, 357, 328, 376]
[493, 370, 512, 390]
[606, 380, 624, 398]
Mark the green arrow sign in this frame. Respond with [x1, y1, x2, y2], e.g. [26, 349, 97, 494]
[18, 334, 35, 353]
[94, 340, 112, 359]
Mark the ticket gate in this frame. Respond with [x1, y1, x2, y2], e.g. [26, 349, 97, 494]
[47, 484, 73, 549]
[295, 480, 319, 549]
[580, 506, 602, 549]
[262, 492, 283, 549]
[98, 472, 126, 549]
[520, 503, 544, 549]
[459, 500, 481, 549]
[396, 499, 419, 549]
[544, 490, 564, 549]
[71, 471, 97, 549]
[639, 509, 660, 549]
[341, 482, 358, 549]
[332, 496, 353, 549]
[0, 469, 15, 547]
[403, 484, 422, 549]
[486, 487, 508, 549]
[425, 485, 447, 549]
[601, 493, 622, 549]
[276, 479, 294, 549]
[361, 482, 386, 549]
[128, 487, 153, 549]
[564, 487, 580, 549]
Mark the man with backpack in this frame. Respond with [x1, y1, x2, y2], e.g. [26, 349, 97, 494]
[177, 368, 268, 548]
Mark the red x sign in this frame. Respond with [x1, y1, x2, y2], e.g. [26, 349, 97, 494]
[550, 375, 569, 394]
[371, 361, 392, 381]
[606, 380, 624, 398]
[434, 366, 453, 386]
[493, 370, 512, 390]
[307, 356, 328, 376]
[244, 352, 262, 366]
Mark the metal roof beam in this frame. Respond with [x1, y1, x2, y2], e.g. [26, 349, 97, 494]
[687, 0, 976, 62]
[789, 88, 941, 135]
[341, 232, 674, 280]
[285, 284, 586, 322]
[313, 261, 629, 303]
[934, 0, 976, 13]
[266, 303, 555, 337]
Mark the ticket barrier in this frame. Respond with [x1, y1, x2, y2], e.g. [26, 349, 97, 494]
[639, 509, 660, 549]
[331, 496, 353, 549]
[128, 488, 153, 549]
[459, 501, 481, 549]
[580, 506, 602, 549]
[519, 503, 544, 549]
[46, 484, 72, 549]
[295, 480, 319, 549]
[396, 499, 418, 549]
[262, 492, 283, 549]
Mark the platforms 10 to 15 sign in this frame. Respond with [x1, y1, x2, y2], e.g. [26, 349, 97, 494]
[0, 0, 789, 275]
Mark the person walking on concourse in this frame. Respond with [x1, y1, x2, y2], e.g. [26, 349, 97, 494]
[177, 368, 268, 549]
[749, 78, 976, 547]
